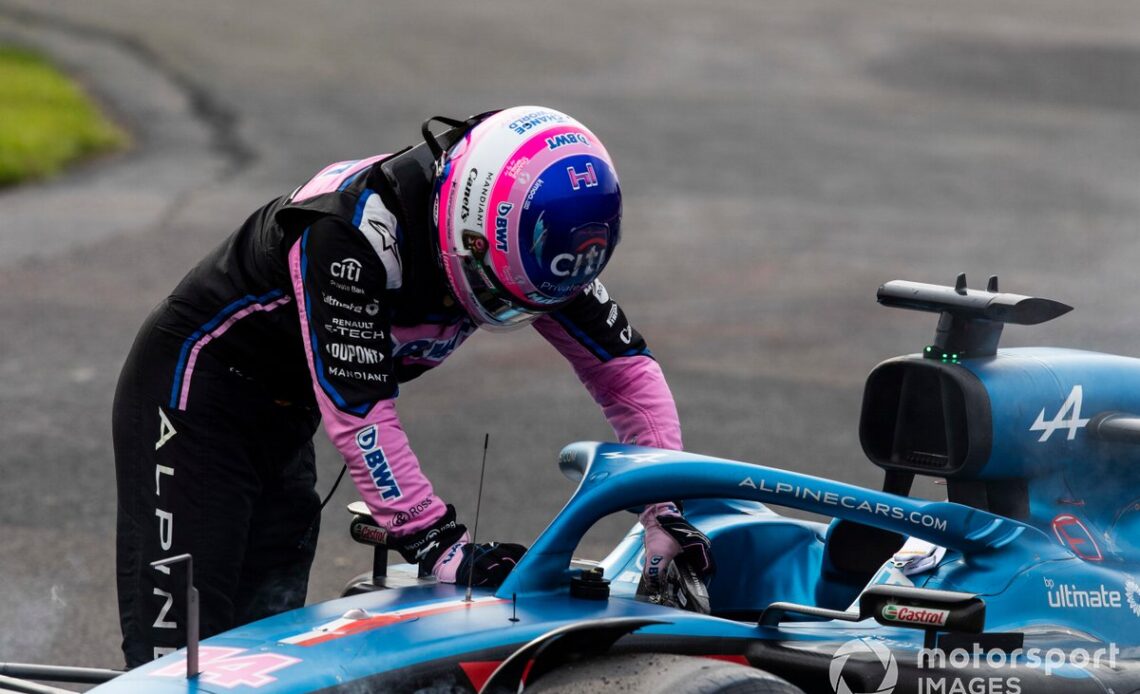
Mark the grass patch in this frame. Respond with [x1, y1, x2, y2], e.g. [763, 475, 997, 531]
[0, 44, 126, 186]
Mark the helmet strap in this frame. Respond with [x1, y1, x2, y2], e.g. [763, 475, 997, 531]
[420, 109, 502, 161]
[420, 115, 467, 160]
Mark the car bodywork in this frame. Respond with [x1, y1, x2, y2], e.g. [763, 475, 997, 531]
[19, 276, 1140, 694]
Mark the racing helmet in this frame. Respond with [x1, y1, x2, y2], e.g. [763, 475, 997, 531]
[428, 106, 622, 330]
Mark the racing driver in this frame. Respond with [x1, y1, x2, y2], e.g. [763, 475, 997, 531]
[112, 106, 714, 666]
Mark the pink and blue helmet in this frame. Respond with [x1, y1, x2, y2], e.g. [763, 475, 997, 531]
[430, 106, 622, 330]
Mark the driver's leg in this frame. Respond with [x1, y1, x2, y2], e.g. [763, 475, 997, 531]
[233, 437, 320, 625]
[114, 330, 260, 667]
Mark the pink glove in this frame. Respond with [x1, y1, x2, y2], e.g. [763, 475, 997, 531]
[432, 533, 527, 587]
[430, 532, 471, 583]
[639, 503, 715, 593]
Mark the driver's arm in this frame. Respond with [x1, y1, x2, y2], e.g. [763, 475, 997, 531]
[286, 218, 449, 541]
[534, 282, 713, 587]
[532, 280, 681, 450]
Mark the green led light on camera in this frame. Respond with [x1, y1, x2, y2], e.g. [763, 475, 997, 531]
[925, 345, 962, 364]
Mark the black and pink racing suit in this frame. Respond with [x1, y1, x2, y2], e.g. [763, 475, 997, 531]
[112, 147, 681, 666]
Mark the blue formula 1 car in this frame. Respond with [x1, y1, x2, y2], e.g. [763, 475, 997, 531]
[8, 275, 1140, 694]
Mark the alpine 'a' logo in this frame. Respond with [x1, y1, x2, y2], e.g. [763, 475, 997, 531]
[1030, 385, 1090, 442]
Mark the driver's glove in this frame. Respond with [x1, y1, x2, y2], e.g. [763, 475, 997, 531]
[639, 503, 715, 592]
[390, 504, 525, 587]
[432, 540, 527, 587]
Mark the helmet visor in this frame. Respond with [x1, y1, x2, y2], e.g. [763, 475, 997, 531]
[452, 249, 549, 328]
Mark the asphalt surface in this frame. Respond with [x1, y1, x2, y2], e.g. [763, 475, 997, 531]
[0, 0, 1139, 674]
